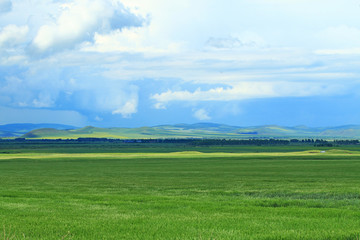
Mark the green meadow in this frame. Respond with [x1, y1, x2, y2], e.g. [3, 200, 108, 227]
[1, 143, 360, 239]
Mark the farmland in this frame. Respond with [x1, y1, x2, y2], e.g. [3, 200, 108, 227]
[1, 142, 360, 239]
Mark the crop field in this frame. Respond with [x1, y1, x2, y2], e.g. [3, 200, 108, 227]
[1, 143, 360, 239]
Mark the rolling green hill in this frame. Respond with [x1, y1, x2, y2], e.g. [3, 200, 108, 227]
[0, 123, 75, 137]
[16, 123, 360, 139]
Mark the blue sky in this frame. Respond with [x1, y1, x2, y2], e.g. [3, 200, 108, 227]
[1, 0, 360, 127]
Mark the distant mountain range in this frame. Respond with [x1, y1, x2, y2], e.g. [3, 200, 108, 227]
[2, 123, 360, 139]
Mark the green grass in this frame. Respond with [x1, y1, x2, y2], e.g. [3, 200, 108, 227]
[1, 144, 360, 239]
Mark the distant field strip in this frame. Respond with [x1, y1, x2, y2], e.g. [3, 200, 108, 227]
[1, 149, 360, 160]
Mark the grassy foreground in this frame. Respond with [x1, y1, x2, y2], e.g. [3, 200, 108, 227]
[1, 145, 360, 239]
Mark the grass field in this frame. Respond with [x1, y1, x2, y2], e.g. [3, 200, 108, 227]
[1, 143, 360, 239]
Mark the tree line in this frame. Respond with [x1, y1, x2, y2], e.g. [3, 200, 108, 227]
[1, 138, 359, 146]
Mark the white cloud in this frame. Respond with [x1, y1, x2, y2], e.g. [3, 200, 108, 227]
[32, 92, 54, 108]
[95, 116, 103, 121]
[205, 33, 267, 50]
[29, 0, 144, 56]
[83, 28, 183, 54]
[112, 98, 138, 118]
[0, 0, 11, 14]
[152, 82, 343, 105]
[193, 109, 211, 121]
[0, 24, 28, 48]
[154, 102, 166, 110]
[0, 56, 141, 117]
[64, 76, 140, 118]
[0, 74, 59, 109]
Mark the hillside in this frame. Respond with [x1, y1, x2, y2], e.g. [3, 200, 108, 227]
[0, 123, 75, 137]
[15, 123, 360, 139]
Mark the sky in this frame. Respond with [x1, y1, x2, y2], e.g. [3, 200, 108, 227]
[1, 0, 360, 127]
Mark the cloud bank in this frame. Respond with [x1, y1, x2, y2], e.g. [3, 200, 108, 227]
[152, 82, 343, 106]
[0, 0, 360, 127]
[29, 0, 145, 56]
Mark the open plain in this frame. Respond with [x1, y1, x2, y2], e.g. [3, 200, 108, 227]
[1, 142, 360, 239]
